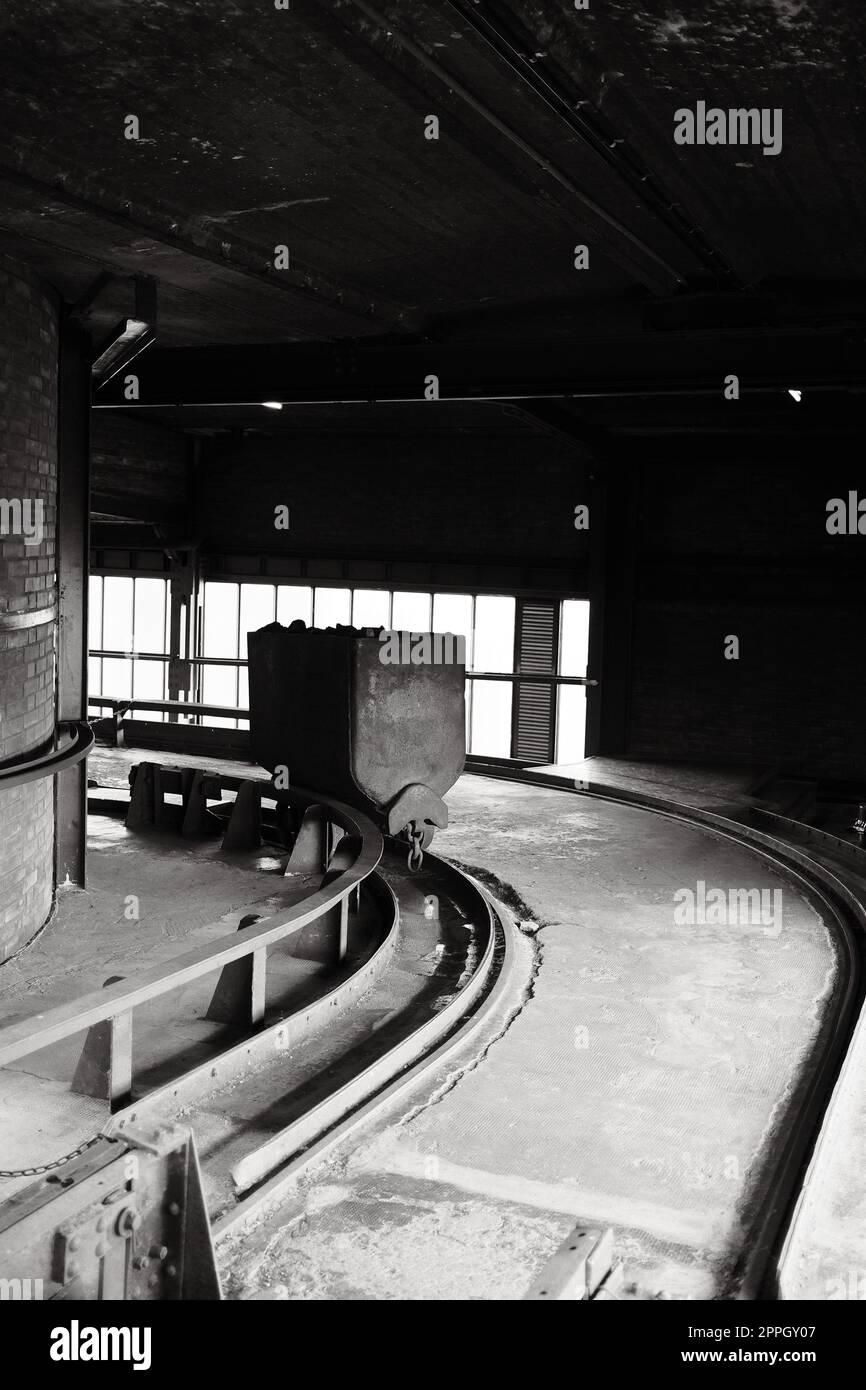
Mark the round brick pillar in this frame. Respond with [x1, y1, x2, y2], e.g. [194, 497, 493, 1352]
[0, 253, 59, 960]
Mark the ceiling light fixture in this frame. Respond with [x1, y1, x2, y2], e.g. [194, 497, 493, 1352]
[91, 276, 158, 386]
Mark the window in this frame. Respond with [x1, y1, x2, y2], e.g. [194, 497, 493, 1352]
[556, 599, 590, 764]
[313, 587, 351, 628]
[391, 591, 432, 631]
[195, 581, 587, 754]
[353, 589, 390, 628]
[89, 575, 171, 719]
[276, 585, 312, 626]
[199, 583, 276, 727]
[469, 595, 515, 757]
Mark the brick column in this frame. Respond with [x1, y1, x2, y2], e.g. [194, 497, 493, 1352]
[0, 253, 59, 959]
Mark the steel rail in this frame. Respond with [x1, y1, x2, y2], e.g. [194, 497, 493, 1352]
[104, 870, 402, 1138]
[0, 788, 383, 1071]
[470, 761, 866, 1301]
[0, 777, 507, 1236]
[215, 879, 515, 1242]
[90, 660, 596, 684]
[229, 842, 498, 1196]
[0, 721, 94, 792]
[340, 0, 684, 293]
[442, 0, 738, 284]
[0, 604, 57, 632]
[12, 751, 853, 1299]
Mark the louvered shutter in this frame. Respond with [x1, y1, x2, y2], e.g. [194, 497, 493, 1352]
[512, 599, 558, 762]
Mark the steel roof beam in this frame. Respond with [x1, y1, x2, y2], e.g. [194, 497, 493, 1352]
[93, 326, 866, 408]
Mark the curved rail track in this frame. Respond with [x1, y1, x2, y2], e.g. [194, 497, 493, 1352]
[0, 773, 511, 1247]
[470, 761, 866, 1301]
[2, 755, 865, 1300]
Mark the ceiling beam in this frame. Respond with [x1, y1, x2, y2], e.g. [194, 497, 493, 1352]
[331, 0, 685, 295]
[0, 162, 420, 336]
[442, 0, 738, 287]
[93, 326, 866, 409]
[501, 402, 610, 457]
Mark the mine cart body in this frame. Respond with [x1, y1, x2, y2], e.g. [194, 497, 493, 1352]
[247, 626, 466, 843]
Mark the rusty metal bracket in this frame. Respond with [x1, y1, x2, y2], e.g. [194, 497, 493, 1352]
[221, 780, 262, 851]
[126, 761, 156, 828]
[285, 802, 329, 874]
[181, 769, 221, 836]
[0, 1124, 221, 1300]
[71, 1014, 133, 1110]
[205, 915, 266, 1027]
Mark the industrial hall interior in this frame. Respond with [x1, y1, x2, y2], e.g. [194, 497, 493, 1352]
[1, 0, 865, 1308]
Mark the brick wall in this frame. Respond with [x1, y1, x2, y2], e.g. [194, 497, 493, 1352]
[0, 252, 59, 958]
[0, 780, 55, 956]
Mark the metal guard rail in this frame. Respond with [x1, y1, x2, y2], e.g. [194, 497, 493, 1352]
[0, 721, 94, 792]
[0, 789, 384, 1078]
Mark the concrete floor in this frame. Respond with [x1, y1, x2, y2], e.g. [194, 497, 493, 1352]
[771, 841, 866, 1300]
[780, 999, 866, 1301]
[0, 805, 326, 1190]
[0, 755, 849, 1298]
[223, 769, 839, 1300]
[535, 756, 770, 811]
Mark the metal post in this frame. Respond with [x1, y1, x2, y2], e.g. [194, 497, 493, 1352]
[72, 1006, 133, 1109]
[338, 895, 349, 962]
[167, 549, 196, 718]
[55, 316, 92, 887]
[586, 457, 637, 758]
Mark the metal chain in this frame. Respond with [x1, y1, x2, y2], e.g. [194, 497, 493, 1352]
[0, 1135, 101, 1179]
[407, 825, 424, 873]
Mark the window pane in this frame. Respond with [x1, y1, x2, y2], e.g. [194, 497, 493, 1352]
[276, 585, 312, 626]
[470, 679, 512, 756]
[102, 657, 132, 699]
[560, 599, 590, 677]
[201, 664, 239, 727]
[203, 583, 239, 658]
[433, 593, 473, 667]
[352, 588, 390, 628]
[130, 659, 166, 721]
[473, 595, 515, 673]
[133, 578, 167, 654]
[392, 591, 431, 631]
[174, 695, 198, 725]
[314, 587, 351, 628]
[88, 657, 102, 697]
[556, 685, 587, 764]
[240, 584, 275, 657]
[88, 575, 103, 649]
[238, 666, 250, 731]
[102, 577, 134, 652]
[132, 658, 165, 700]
